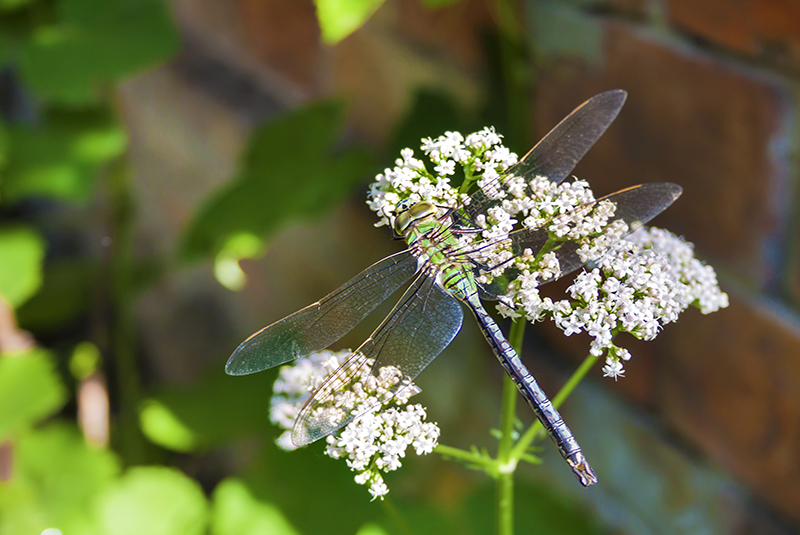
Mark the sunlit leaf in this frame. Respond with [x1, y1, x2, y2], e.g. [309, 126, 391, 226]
[139, 399, 199, 453]
[2, 108, 127, 202]
[314, 0, 385, 44]
[0, 226, 45, 307]
[213, 233, 265, 291]
[0, 350, 66, 440]
[95, 466, 208, 535]
[181, 99, 374, 261]
[69, 341, 102, 380]
[210, 479, 300, 535]
[19, 0, 179, 104]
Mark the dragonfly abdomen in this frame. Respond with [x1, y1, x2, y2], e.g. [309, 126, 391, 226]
[466, 297, 599, 487]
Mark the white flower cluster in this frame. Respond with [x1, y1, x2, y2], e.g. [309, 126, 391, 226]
[269, 350, 440, 500]
[367, 127, 517, 227]
[326, 403, 440, 500]
[544, 227, 729, 378]
[270, 350, 347, 451]
[367, 129, 728, 383]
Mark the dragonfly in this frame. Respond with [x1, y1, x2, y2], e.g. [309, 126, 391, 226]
[225, 90, 682, 486]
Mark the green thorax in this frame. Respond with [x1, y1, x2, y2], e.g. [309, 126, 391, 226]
[393, 201, 480, 303]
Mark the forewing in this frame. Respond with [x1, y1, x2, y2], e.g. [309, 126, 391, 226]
[225, 250, 418, 375]
[507, 89, 627, 185]
[461, 90, 627, 224]
[292, 274, 464, 445]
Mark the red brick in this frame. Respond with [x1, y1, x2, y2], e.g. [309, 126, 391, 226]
[660, 294, 800, 523]
[395, 0, 493, 68]
[669, 0, 800, 68]
[534, 21, 792, 287]
[235, 0, 321, 90]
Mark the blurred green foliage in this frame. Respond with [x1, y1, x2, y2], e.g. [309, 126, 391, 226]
[0, 0, 601, 533]
[181, 99, 373, 262]
[313, 0, 460, 44]
[2, 108, 126, 201]
[0, 349, 65, 439]
[315, 0, 385, 44]
[19, 0, 179, 104]
[0, 226, 44, 306]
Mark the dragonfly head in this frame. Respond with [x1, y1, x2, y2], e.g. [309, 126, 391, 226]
[392, 200, 438, 236]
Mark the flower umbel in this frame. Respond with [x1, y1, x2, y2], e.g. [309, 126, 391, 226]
[367, 128, 728, 380]
[270, 350, 440, 500]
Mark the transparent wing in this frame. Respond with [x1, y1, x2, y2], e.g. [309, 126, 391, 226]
[462, 182, 682, 292]
[461, 90, 627, 224]
[225, 250, 418, 375]
[292, 273, 464, 445]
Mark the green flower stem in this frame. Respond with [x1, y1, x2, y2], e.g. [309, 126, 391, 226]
[496, 317, 526, 535]
[511, 353, 597, 460]
[433, 444, 496, 471]
[381, 497, 413, 535]
[106, 148, 147, 464]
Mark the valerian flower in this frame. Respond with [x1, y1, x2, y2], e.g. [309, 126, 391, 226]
[366, 128, 728, 380]
[270, 350, 440, 500]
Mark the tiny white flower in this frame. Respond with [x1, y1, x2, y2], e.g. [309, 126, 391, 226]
[270, 349, 440, 500]
[602, 357, 625, 380]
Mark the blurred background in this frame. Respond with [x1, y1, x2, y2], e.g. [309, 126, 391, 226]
[0, 0, 799, 534]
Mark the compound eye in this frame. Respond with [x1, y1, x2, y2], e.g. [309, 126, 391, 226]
[394, 199, 412, 215]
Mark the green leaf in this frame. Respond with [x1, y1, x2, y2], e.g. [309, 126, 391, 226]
[181, 99, 374, 261]
[95, 466, 208, 535]
[0, 349, 67, 439]
[19, 0, 179, 104]
[139, 399, 199, 453]
[69, 341, 102, 380]
[0, 424, 119, 535]
[0, 226, 45, 307]
[213, 232, 266, 291]
[210, 479, 300, 535]
[2, 108, 127, 202]
[315, 0, 385, 44]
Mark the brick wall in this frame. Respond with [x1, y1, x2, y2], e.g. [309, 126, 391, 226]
[132, 0, 800, 531]
[527, 2, 800, 527]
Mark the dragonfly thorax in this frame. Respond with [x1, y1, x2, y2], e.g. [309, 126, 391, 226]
[392, 200, 439, 236]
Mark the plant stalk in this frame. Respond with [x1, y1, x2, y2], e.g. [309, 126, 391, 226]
[107, 153, 146, 464]
[496, 317, 526, 535]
